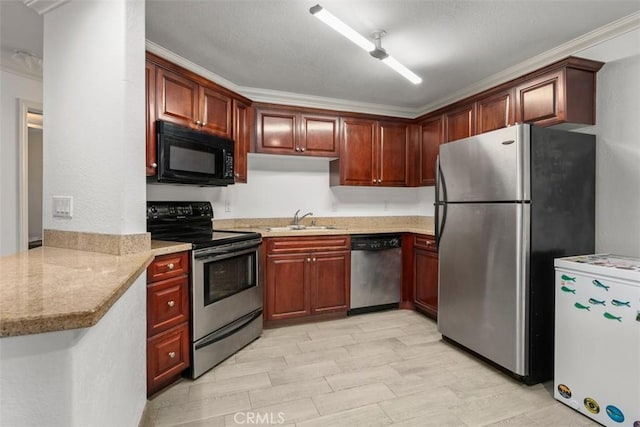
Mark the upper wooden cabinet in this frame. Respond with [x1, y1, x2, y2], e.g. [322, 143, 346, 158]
[254, 107, 339, 157]
[417, 115, 444, 186]
[476, 88, 515, 134]
[157, 68, 232, 138]
[444, 103, 475, 143]
[330, 118, 410, 187]
[146, 52, 252, 180]
[145, 61, 157, 176]
[515, 58, 602, 127]
[232, 99, 251, 183]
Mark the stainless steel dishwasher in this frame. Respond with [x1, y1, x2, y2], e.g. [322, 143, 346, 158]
[349, 233, 402, 314]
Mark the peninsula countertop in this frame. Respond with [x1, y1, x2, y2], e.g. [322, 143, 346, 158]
[0, 240, 194, 337]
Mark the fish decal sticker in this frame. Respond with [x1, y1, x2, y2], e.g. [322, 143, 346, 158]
[561, 275, 576, 282]
[561, 286, 576, 294]
[588, 298, 606, 306]
[611, 300, 631, 308]
[574, 303, 591, 311]
[603, 312, 622, 322]
[593, 279, 610, 291]
[584, 397, 600, 414]
[557, 384, 572, 399]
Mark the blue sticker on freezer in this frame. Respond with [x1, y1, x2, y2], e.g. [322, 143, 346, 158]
[561, 286, 576, 294]
[603, 312, 622, 322]
[588, 298, 606, 306]
[593, 279, 610, 291]
[611, 300, 631, 307]
[574, 302, 590, 311]
[606, 405, 624, 423]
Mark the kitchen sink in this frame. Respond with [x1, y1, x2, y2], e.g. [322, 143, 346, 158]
[263, 225, 344, 232]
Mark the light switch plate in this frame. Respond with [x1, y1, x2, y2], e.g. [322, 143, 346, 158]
[53, 196, 73, 218]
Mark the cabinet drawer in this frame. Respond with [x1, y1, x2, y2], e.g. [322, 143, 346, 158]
[414, 235, 437, 252]
[148, 252, 189, 282]
[147, 323, 190, 395]
[267, 235, 350, 254]
[147, 276, 189, 336]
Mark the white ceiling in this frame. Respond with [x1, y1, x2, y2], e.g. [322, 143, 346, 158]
[2, 0, 639, 115]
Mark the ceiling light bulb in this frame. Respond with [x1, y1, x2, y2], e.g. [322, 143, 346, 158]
[382, 56, 422, 85]
[310, 4, 375, 52]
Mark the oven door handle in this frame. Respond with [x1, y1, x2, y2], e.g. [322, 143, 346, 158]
[195, 308, 263, 351]
[194, 245, 259, 263]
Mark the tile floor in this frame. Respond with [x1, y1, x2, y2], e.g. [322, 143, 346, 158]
[143, 310, 596, 426]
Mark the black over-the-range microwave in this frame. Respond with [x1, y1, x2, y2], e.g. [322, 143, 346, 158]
[151, 120, 235, 186]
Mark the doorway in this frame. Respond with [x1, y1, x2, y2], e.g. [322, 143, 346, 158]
[18, 99, 43, 251]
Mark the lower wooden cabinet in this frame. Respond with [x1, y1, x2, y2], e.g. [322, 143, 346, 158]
[413, 235, 438, 318]
[146, 251, 190, 397]
[265, 236, 350, 321]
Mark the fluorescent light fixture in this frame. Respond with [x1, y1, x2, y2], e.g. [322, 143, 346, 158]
[309, 4, 375, 52]
[382, 56, 422, 85]
[309, 4, 422, 85]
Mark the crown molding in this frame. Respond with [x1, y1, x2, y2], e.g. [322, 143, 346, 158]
[414, 11, 640, 116]
[23, 0, 69, 15]
[147, 11, 639, 120]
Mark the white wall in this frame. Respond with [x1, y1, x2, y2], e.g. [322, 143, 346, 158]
[147, 154, 435, 219]
[576, 30, 640, 258]
[0, 275, 146, 427]
[43, 0, 146, 235]
[0, 70, 42, 255]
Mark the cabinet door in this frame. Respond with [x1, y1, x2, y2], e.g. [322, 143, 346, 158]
[147, 323, 190, 397]
[200, 85, 232, 138]
[444, 103, 475, 142]
[300, 114, 339, 156]
[477, 89, 514, 134]
[378, 122, 409, 186]
[339, 118, 377, 186]
[515, 69, 564, 127]
[255, 109, 297, 154]
[233, 99, 251, 183]
[418, 115, 443, 186]
[156, 68, 199, 129]
[266, 254, 310, 320]
[146, 61, 157, 176]
[311, 251, 350, 314]
[414, 247, 438, 318]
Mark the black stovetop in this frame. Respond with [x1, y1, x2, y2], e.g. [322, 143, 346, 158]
[147, 201, 261, 250]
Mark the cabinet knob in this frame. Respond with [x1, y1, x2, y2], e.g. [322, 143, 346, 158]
[168, 351, 176, 359]
[295, 147, 301, 152]
[202, 121, 207, 126]
[312, 258, 316, 262]
[167, 300, 175, 307]
[195, 120, 202, 125]
[377, 179, 382, 184]
[167, 263, 175, 270]
[151, 162, 158, 168]
[372, 179, 376, 183]
[300, 148, 305, 152]
[307, 258, 311, 262]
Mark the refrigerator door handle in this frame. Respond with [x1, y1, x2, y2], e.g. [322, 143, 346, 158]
[435, 156, 448, 247]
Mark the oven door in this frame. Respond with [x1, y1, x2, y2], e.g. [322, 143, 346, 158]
[192, 240, 262, 342]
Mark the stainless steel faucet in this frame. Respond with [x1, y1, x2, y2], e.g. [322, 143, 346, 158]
[292, 209, 313, 226]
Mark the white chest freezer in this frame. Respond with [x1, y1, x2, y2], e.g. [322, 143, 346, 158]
[554, 254, 640, 426]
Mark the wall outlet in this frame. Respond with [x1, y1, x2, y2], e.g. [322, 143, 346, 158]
[53, 196, 73, 218]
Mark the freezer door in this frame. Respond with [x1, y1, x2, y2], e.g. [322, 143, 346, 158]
[438, 203, 530, 376]
[439, 125, 530, 202]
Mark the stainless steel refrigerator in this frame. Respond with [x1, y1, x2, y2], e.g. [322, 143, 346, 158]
[435, 124, 595, 384]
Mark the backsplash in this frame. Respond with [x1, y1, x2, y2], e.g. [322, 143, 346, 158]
[147, 154, 435, 219]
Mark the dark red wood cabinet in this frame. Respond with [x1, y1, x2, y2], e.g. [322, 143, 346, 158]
[413, 235, 438, 319]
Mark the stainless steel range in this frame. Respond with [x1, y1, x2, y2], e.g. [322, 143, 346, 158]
[147, 201, 263, 378]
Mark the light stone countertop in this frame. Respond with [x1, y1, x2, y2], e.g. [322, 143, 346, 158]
[214, 215, 435, 238]
[0, 240, 192, 338]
